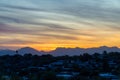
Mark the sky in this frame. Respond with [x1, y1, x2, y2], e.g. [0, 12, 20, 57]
[0, 0, 120, 51]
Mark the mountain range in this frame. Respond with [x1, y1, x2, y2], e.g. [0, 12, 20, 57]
[0, 46, 120, 56]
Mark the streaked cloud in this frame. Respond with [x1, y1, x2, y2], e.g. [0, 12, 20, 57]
[0, 0, 120, 50]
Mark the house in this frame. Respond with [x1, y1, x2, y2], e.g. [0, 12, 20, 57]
[56, 72, 73, 79]
[1, 76, 10, 80]
[99, 73, 119, 80]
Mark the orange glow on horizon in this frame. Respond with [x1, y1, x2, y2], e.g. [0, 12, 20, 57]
[31, 43, 120, 52]
[1, 42, 120, 52]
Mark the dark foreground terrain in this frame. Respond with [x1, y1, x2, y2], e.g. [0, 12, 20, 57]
[0, 51, 120, 80]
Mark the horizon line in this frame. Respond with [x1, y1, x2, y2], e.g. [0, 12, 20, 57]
[0, 45, 119, 52]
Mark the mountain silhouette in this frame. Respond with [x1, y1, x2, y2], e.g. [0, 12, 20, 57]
[48, 46, 120, 56]
[17, 47, 43, 55]
[0, 49, 16, 55]
[0, 46, 120, 56]
[0, 47, 42, 56]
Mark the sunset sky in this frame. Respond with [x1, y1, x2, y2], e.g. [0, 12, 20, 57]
[0, 0, 120, 51]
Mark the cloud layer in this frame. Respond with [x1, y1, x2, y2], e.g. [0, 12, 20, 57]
[0, 0, 120, 51]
